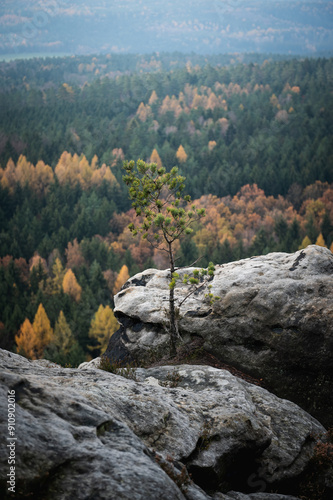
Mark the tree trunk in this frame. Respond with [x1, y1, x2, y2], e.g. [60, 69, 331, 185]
[168, 242, 178, 357]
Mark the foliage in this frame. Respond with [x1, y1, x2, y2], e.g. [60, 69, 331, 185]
[158, 369, 183, 388]
[62, 269, 82, 302]
[31, 303, 53, 357]
[15, 319, 38, 359]
[123, 159, 205, 354]
[44, 310, 85, 367]
[88, 305, 119, 354]
[98, 356, 138, 381]
[0, 55, 333, 361]
[0, 58, 332, 199]
[15, 304, 53, 359]
[113, 265, 130, 295]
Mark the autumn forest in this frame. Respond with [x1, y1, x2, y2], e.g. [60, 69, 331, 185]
[0, 53, 332, 365]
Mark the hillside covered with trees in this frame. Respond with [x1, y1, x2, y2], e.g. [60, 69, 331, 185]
[0, 54, 332, 365]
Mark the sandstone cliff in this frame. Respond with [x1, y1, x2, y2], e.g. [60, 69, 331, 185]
[106, 245, 333, 427]
[0, 349, 332, 499]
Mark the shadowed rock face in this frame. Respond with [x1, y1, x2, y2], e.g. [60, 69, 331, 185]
[0, 349, 329, 500]
[105, 245, 333, 427]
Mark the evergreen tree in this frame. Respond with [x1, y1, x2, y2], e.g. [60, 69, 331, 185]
[123, 159, 205, 355]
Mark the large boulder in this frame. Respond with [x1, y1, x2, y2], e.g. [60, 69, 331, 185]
[0, 349, 331, 500]
[105, 245, 333, 427]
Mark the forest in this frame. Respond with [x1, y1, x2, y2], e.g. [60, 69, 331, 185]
[0, 54, 332, 366]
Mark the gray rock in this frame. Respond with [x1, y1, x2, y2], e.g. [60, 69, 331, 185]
[0, 349, 330, 499]
[225, 494, 300, 500]
[106, 245, 333, 426]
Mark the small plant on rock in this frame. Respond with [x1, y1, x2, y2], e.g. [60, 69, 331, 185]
[99, 356, 137, 381]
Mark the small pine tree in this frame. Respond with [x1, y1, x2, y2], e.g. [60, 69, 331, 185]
[123, 159, 206, 355]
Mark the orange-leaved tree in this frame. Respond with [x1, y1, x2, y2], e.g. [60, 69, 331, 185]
[62, 269, 82, 302]
[15, 319, 39, 359]
[16, 304, 53, 359]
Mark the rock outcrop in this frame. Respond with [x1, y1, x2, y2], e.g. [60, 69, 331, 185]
[0, 349, 331, 499]
[105, 245, 333, 427]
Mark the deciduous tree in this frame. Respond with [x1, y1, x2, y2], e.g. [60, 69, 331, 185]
[113, 264, 130, 295]
[62, 268, 82, 302]
[176, 145, 188, 163]
[32, 303, 53, 357]
[88, 305, 119, 354]
[15, 318, 38, 359]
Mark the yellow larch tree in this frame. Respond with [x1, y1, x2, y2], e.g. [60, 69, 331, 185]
[299, 236, 312, 249]
[136, 102, 151, 122]
[88, 305, 119, 354]
[34, 160, 54, 196]
[51, 258, 66, 294]
[62, 269, 82, 302]
[150, 149, 163, 169]
[51, 310, 75, 355]
[208, 141, 217, 151]
[176, 145, 188, 163]
[206, 92, 219, 110]
[0, 158, 17, 193]
[315, 233, 326, 247]
[15, 319, 39, 359]
[31, 304, 53, 358]
[113, 265, 130, 295]
[148, 90, 158, 105]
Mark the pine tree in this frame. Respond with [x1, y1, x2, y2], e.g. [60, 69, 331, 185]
[88, 305, 119, 354]
[123, 159, 206, 355]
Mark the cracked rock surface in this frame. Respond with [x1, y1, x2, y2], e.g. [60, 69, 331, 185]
[0, 349, 329, 500]
[106, 245, 333, 426]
